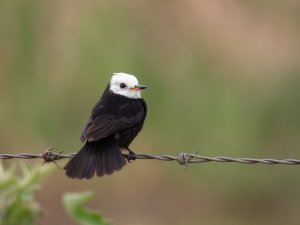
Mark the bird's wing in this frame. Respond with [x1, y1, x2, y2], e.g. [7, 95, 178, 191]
[81, 100, 145, 142]
[80, 117, 93, 142]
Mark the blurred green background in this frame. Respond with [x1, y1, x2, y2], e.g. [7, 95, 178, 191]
[1, 0, 300, 225]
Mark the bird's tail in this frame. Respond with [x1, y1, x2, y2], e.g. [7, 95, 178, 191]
[64, 138, 126, 179]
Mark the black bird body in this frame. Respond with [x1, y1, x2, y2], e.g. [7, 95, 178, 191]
[64, 73, 147, 179]
[82, 90, 147, 147]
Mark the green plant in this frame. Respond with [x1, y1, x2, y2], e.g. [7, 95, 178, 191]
[63, 191, 111, 225]
[0, 161, 54, 225]
[0, 161, 112, 225]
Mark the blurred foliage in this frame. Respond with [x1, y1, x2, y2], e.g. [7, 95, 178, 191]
[63, 192, 111, 225]
[0, 162, 54, 225]
[0, 162, 112, 225]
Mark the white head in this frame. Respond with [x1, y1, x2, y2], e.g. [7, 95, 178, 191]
[109, 72, 146, 99]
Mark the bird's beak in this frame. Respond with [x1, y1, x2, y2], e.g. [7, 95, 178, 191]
[129, 85, 147, 91]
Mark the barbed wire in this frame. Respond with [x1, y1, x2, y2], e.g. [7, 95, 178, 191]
[0, 147, 300, 166]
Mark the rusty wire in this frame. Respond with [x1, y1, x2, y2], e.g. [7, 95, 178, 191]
[0, 147, 299, 166]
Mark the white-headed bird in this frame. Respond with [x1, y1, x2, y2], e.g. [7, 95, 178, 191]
[64, 73, 147, 179]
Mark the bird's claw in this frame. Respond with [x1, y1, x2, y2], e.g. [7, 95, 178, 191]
[125, 149, 136, 163]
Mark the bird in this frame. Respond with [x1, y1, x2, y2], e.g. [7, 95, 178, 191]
[64, 72, 147, 179]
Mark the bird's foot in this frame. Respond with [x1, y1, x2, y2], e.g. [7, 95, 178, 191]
[125, 148, 136, 163]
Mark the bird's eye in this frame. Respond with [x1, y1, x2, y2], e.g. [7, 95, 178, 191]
[120, 83, 126, 88]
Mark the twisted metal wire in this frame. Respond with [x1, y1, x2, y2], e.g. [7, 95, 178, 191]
[0, 147, 300, 166]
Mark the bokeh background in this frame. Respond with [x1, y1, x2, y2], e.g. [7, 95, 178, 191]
[1, 0, 300, 225]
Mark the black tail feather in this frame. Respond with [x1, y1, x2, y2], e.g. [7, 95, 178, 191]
[64, 138, 126, 179]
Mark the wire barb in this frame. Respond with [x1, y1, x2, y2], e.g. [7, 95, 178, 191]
[0, 149, 300, 166]
[177, 151, 200, 169]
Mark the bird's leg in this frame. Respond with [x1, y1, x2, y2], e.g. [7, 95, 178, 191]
[125, 148, 136, 163]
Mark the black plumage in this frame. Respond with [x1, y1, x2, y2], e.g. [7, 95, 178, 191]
[64, 74, 147, 179]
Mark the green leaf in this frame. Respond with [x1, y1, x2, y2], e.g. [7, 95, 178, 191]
[63, 191, 111, 225]
[3, 198, 41, 225]
[0, 161, 54, 225]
